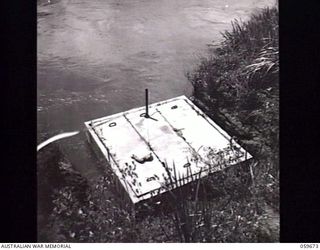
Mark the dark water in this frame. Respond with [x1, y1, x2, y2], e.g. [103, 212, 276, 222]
[37, 0, 274, 181]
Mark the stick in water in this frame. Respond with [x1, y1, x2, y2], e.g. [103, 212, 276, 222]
[37, 131, 80, 152]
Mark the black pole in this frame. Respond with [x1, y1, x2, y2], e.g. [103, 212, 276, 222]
[145, 89, 149, 118]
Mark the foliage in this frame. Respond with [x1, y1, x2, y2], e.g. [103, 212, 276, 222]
[188, 6, 279, 210]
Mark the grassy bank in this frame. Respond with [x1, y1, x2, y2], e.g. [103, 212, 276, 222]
[189, 6, 279, 210]
[38, 6, 279, 242]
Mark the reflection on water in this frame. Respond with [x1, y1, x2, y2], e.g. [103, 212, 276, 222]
[37, 0, 274, 180]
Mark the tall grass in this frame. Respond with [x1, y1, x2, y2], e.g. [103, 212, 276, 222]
[191, 7, 278, 102]
[156, 158, 276, 242]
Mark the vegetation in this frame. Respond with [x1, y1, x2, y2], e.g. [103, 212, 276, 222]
[38, 6, 279, 243]
[188, 6, 279, 211]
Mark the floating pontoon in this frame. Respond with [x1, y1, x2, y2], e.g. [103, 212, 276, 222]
[85, 94, 252, 203]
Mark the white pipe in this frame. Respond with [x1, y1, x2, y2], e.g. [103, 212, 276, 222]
[37, 131, 80, 152]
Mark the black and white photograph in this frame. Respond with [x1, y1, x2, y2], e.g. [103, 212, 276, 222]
[37, 0, 279, 242]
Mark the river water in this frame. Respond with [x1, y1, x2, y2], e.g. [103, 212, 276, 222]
[37, 0, 274, 181]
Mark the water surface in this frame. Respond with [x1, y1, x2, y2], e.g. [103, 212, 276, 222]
[37, 0, 275, 180]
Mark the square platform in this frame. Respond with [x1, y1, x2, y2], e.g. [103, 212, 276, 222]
[85, 96, 252, 203]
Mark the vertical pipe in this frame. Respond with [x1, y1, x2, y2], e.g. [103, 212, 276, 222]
[145, 88, 149, 118]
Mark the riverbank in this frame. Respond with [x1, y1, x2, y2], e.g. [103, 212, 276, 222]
[189, 4, 279, 238]
[189, 5, 279, 210]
